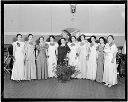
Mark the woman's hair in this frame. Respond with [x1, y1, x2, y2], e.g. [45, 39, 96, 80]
[16, 34, 22, 38]
[60, 37, 66, 41]
[107, 35, 114, 40]
[28, 34, 33, 38]
[60, 37, 67, 45]
[39, 36, 44, 41]
[69, 36, 76, 42]
[91, 35, 96, 40]
[78, 34, 86, 41]
[99, 37, 106, 44]
[47, 35, 55, 42]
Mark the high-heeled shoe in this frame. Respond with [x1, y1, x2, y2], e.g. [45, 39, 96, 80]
[108, 84, 112, 87]
[104, 83, 109, 86]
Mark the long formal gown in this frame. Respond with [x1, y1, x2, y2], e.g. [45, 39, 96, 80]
[87, 42, 98, 80]
[57, 44, 70, 66]
[68, 42, 78, 66]
[96, 44, 105, 82]
[36, 44, 48, 79]
[11, 41, 25, 80]
[24, 41, 37, 80]
[46, 42, 58, 78]
[103, 43, 118, 85]
[77, 41, 89, 79]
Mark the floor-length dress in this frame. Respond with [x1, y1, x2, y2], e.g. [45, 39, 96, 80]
[87, 43, 98, 80]
[36, 44, 48, 79]
[103, 43, 118, 85]
[24, 41, 37, 80]
[68, 42, 78, 66]
[96, 44, 105, 82]
[46, 42, 58, 78]
[57, 44, 70, 66]
[77, 42, 89, 79]
[11, 41, 25, 80]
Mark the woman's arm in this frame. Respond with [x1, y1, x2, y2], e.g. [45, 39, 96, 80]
[35, 45, 39, 58]
[24, 42, 28, 60]
[111, 44, 118, 63]
[12, 42, 16, 60]
[55, 43, 58, 56]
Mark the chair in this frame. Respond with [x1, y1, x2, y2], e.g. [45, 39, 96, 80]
[4, 44, 13, 74]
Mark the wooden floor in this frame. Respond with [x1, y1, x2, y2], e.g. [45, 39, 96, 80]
[3, 73, 125, 99]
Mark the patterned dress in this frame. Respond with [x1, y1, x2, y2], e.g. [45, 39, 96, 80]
[96, 44, 105, 82]
[24, 41, 37, 80]
[36, 43, 48, 79]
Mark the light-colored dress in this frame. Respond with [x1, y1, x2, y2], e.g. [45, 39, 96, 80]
[123, 41, 126, 54]
[77, 41, 89, 79]
[11, 41, 25, 80]
[36, 44, 48, 79]
[96, 44, 105, 82]
[68, 42, 78, 66]
[103, 43, 118, 85]
[46, 42, 58, 78]
[24, 41, 37, 80]
[87, 42, 98, 80]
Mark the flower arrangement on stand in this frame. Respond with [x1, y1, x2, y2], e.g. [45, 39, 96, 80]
[54, 58, 80, 83]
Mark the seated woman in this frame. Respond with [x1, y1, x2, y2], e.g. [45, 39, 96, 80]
[57, 38, 70, 66]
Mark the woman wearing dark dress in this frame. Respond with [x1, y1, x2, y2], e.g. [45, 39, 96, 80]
[36, 36, 48, 79]
[96, 37, 105, 83]
[57, 38, 70, 66]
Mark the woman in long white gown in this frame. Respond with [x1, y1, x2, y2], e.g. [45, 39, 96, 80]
[77, 34, 89, 79]
[68, 36, 78, 67]
[103, 35, 118, 87]
[46, 35, 58, 78]
[11, 34, 25, 81]
[87, 36, 98, 80]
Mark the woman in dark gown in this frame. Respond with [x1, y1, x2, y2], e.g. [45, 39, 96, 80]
[57, 38, 70, 66]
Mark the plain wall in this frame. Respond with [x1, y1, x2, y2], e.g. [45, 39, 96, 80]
[4, 4, 125, 46]
[4, 4, 125, 33]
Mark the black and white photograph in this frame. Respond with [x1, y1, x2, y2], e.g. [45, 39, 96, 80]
[2, 3, 126, 100]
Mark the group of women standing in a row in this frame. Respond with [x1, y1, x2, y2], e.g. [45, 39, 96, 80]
[11, 33, 118, 87]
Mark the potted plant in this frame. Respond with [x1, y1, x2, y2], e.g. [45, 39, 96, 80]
[54, 62, 80, 83]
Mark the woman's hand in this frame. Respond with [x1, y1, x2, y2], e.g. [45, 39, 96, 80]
[56, 55, 58, 60]
[86, 54, 89, 60]
[111, 58, 114, 63]
[46, 55, 49, 58]
[76, 53, 79, 57]
[13, 56, 16, 61]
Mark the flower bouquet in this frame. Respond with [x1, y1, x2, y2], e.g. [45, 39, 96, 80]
[16, 42, 20, 47]
[54, 64, 80, 83]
